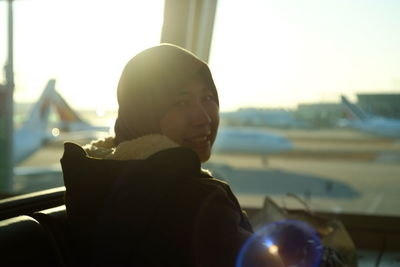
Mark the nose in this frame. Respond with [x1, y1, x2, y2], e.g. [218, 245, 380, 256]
[190, 102, 211, 126]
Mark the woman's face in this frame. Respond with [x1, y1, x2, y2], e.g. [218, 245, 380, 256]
[159, 76, 219, 163]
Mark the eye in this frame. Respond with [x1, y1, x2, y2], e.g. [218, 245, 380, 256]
[174, 100, 189, 108]
[202, 94, 215, 102]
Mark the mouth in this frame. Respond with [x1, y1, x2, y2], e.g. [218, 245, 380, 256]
[184, 133, 212, 149]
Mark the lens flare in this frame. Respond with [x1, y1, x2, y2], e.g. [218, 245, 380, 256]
[236, 219, 323, 267]
[268, 244, 279, 255]
[51, 127, 60, 137]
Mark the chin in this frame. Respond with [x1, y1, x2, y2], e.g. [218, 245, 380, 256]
[197, 150, 211, 163]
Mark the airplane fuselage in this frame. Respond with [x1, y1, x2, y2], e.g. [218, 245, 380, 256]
[212, 127, 293, 155]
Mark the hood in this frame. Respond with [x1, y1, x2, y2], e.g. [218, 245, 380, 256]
[114, 44, 219, 143]
[83, 134, 179, 160]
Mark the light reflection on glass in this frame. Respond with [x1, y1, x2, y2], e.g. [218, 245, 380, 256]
[236, 219, 322, 267]
[51, 127, 60, 137]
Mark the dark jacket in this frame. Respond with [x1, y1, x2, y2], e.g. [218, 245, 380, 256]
[61, 142, 253, 266]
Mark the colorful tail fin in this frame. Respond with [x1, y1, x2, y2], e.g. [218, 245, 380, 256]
[22, 79, 56, 129]
[51, 89, 86, 124]
[340, 95, 369, 121]
[14, 79, 56, 164]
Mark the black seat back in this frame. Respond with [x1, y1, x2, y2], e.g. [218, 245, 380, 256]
[32, 205, 73, 264]
[0, 215, 63, 265]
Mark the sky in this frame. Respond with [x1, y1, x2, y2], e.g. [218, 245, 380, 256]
[209, 0, 400, 110]
[1, 0, 400, 112]
[0, 0, 164, 111]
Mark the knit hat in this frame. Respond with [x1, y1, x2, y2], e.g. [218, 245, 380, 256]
[114, 43, 219, 144]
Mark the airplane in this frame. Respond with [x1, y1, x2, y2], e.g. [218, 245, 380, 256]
[213, 126, 293, 155]
[13, 80, 55, 165]
[13, 79, 110, 165]
[339, 95, 400, 139]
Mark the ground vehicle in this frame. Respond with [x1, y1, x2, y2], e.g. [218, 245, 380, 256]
[1, 0, 399, 265]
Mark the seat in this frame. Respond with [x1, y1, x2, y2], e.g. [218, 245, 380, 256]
[32, 205, 73, 264]
[0, 215, 63, 265]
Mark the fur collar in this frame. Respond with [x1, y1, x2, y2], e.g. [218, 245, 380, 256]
[83, 134, 179, 160]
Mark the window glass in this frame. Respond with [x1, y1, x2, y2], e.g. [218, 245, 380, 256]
[207, 0, 400, 216]
[0, 0, 164, 196]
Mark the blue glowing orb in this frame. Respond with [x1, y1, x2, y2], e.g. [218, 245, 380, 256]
[236, 219, 323, 267]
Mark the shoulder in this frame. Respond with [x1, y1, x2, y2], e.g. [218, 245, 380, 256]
[165, 175, 244, 224]
[176, 175, 230, 198]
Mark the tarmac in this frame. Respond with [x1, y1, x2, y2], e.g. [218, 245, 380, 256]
[11, 127, 400, 217]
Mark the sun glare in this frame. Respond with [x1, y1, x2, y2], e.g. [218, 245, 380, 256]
[96, 108, 106, 117]
[2, 0, 164, 111]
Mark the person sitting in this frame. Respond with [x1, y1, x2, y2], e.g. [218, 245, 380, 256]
[61, 43, 255, 266]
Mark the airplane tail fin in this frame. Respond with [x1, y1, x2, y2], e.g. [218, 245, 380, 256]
[340, 95, 369, 121]
[14, 79, 109, 164]
[20, 79, 88, 132]
[51, 90, 85, 124]
[23, 79, 56, 129]
[14, 79, 57, 164]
